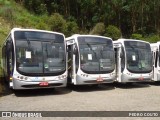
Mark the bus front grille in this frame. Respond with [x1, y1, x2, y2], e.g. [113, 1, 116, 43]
[21, 83, 63, 88]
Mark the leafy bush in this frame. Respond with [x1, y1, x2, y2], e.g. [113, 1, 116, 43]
[131, 33, 143, 40]
[89, 22, 105, 35]
[35, 21, 48, 30]
[144, 34, 160, 43]
[105, 25, 121, 40]
[66, 21, 79, 37]
[48, 13, 67, 33]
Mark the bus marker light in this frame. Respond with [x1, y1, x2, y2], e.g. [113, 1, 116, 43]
[39, 82, 48, 86]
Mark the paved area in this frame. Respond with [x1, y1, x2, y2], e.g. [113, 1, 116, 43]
[0, 82, 160, 120]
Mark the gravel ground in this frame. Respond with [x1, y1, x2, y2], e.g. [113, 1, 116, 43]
[0, 82, 160, 120]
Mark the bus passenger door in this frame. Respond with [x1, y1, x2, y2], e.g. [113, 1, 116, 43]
[154, 51, 158, 81]
[72, 44, 78, 84]
[6, 40, 14, 88]
[67, 44, 76, 84]
[114, 44, 122, 82]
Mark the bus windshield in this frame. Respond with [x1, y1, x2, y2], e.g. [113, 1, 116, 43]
[78, 36, 115, 74]
[124, 41, 152, 73]
[15, 31, 66, 76]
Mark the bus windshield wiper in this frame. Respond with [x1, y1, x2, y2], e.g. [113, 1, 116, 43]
[26, 38, 31, 50]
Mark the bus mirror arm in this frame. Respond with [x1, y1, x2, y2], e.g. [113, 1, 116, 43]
[73, 47, 77, 54]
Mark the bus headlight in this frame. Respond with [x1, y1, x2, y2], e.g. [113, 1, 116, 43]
[17, 76, 28, 80]
[127, 73, 132, 76]
[24, 77, 28, 80]
[58, 75, 67, 80]
[110, 73, 115, 76]
[20, 76, 24, 80]
[81, 74, 88, 77]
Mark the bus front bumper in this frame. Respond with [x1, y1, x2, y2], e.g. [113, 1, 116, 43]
[75, 75, 115, 85]
[121, 73, 152, 83]
[12, 78, 67, 90]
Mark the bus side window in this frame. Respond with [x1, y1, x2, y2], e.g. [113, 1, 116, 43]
[6, 39, 14, 75]
[74, 44, 79, 73]
[121, 46, 125, 72]
[155, 51, 158, 68]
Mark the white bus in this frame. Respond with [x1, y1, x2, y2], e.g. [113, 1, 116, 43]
[114, 39, 153, 83]
[66, 34, 116, 85]
[151, 42, 160, 81]
[1, 28, 67, 89]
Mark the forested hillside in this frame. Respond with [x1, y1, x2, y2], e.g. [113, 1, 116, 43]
[0, 0, 160, 42]
[18, 0, 160, 39]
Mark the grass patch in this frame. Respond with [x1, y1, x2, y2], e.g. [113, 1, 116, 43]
[0, 68, 4, 96]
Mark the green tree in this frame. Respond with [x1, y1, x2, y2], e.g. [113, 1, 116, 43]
[23, 0, 47, 15]
[105, 25, 121, 40]
[144, 34, 160, 43]
[13, 0, 160, 37]
[66, 21, 79, 37]
[0, 0, 14, 28]
[131, 33, 143, 40]
[48, 13, 67, 33]
[89, 22, 105, 35]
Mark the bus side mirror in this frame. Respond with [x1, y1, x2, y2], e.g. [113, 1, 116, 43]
[73, 47, 77, 54]
[120, 52, 123, 58]
[73, 44, 78, 54]
[66, 46, 69, 52]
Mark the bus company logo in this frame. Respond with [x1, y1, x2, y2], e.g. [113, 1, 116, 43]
[42, 78, 45, 81]
[2, 112, 11, 117]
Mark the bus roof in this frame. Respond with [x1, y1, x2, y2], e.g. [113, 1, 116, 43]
[116, 38, 150, 44]
[10, 28, 65, 36]
[66, 34, 112, 41]
[2, 28, 65, 47]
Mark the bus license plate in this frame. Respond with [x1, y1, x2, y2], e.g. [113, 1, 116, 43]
[138, 77, 144, 81]
[39, 82, 48, 86]
[97, 76, 103, 82]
